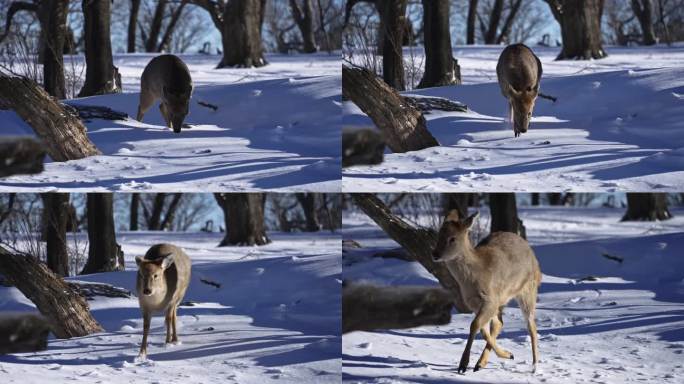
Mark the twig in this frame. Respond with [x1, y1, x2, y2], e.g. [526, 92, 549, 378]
[197, 100, 218, 111]
[601, 253, 623, 264]
[200, 278, 221, 288]
[538, 92, 557, 103]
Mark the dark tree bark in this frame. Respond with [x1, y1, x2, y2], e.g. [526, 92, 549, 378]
[417, 0, 461, 88]
[145, 193, 167, 230]
[0, 76, 101, 161]
[296, 193, 321, 232]
[442, 193, 471, 218]
[78, 0, 122, 97]
[215, 193, 270, 246]
[41, 193, 70, 277]
[0, 313, 50, 353]
[531, 193, 540, 206]
[39, 0, 69, 98]
[621, 193, 672, 221]
[130, 193, 140, 230]
[342, 283, 453, 333]
[467, 0, 478, 44]
[145, 0, 167, 52]
[342, 66, 439, 153]
[81, 193, 123, 274]
[218, 0, 267, 68]
[484, 0, 504, 44]
[156, 1, 188, 52]
[548, 193, 562, 205]
[0, 137, 45, 177]
[290, 0, 317, 53]
[378, 0, 407, 90]
[159, 193, 182, 230]
[127, 0, 141, 53]
[544, 0, 607, 60]
[630, 0, 656, 45]
[489, 193, 526, 239]
[0, 246, 104, 338]
[351, 193, 470, 313]
[496, 0, 523, 44]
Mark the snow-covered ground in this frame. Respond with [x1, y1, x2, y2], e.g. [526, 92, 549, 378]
[343, 44, 684, 192]
[0, 231, 341, 383]
[0, 52, 341, 192]
[342, 206, 684, 383]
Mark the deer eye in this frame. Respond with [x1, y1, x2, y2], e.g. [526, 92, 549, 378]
[448, 237, 456, 244]
[153, 274, 158, 279]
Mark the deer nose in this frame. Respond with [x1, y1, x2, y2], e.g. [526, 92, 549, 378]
[432, 251, 440, 261]
[143, 288, 151, 295]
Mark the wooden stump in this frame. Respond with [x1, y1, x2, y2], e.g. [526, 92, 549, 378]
[0, 137, 46, 177]
[0, 75, 101, 161]
[342, 66, 439, 153]
[0, 246, 104, 338]
[0, 313, 50, 353]
[343, 282, 453, 333]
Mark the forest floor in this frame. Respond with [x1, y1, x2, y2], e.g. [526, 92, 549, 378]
[342, 206, 684, 383]
[0, 231, 341, 384]
[343, 44, 684, 192]
[0, 52, 341, 192]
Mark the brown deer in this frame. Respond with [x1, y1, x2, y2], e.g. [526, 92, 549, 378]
[432, 210, 541, 373]
[137, 54, 193, 133]
[496, 44, 542, 137]
[135, 244, 192, 359]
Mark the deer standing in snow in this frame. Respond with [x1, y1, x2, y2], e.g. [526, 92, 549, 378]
[496, 44, 542, 137]
[432, 210, 541, 373]
[135, 243, 191, 359]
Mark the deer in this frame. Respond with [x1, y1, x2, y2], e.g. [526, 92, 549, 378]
[431, 210, 542, 373]
[137, 54, 193, 133]
[496, 43, 542, 137]
[135, 243, 192, 360]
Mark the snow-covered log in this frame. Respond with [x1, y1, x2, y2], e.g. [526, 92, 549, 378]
[343, 282, 453, 333]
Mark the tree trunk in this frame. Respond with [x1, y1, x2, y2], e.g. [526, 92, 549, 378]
[467, 0, 478, 44]
[145, 0, 167, 52]
[0, 246, 104, 338]
[156, 1, 188, 52]
[127, 0, 141, 53]
[219, 0, 267, 68]
[159, 193, 182, 230]
[621, 193, 672, 221]
[41, 193, 70, 277]
[38, 0, 68, 98]
[378, 0, 407, 90]
[130, 193, 140, 230]
[0, 137, 46, 177]
[417, 0, 460, 88]
[215, 193, 270, 246]
[296, 193, 321, 232]
[146, 193, 167, 230]
[484, 0, 503, 44]
[442, 193, 472, 218]
[351, 193, 470, 313]
[547, 192, 562, 205]
[489, 193, 525, 239]
[342, 66, 439, 153]
[342, 283, 453, 333]
[0, 313, 50, 353]
[545, 0, 607, 60]
[81, 193, 123, 274]
[0, 76, 101, 161]
[496, 0, 523, 44]
[531, 193, 540, 206]
[79, 0, 122, 97]
[630, 0, 657, 45]
[290, 0, 317, 53]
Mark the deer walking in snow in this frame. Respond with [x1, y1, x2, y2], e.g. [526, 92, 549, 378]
[432, 210, 542, 373]
[136, 243, 191, 359]
[496, 44, 542, 137]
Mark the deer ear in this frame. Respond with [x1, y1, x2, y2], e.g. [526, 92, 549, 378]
[135, 256, 144, 266]
[445, 209, 461, 223]
[463, 211, 479, 230]
[160, 253, 175, 270]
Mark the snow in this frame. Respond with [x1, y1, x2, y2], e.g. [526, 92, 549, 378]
[0, 231, 341, 383]
[0, 53, 341, 192]
[343, 44, 684, 192]
[342, 206, 684, 383]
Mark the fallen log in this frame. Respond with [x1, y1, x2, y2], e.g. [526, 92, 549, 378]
[0, 75, 101, 161]
[0, 312, 50, 354]
[0, 137, 45, 177]
[343, 282, 453, 333]
[342, 128, 385, 167]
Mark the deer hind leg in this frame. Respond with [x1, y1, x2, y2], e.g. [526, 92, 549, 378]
[165, 307, 173, 343]
[459, 303, 498, 374]
[159, 102, 171, 128]
[171, 304, 179, 343]
[475, 306, 505, 371]
[137, 89, 155, 122]
[517, 288, 539, 371]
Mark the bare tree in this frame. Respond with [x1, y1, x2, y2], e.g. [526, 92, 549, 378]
[81, 193, 123, 274]
[41, 193, 69, 277]
[631, 0, 657, 45]
[467, 0, 478, 44]
[290, 0, 317, 52]
[489, 193, 525, 239]
[78, 0, 121, 97]
[296, 193, 321, 231]
[215, 193, 270, 246]
[544, 0, 607, 60]
[621, 193, 672, 221]
[130, 193, 140, 230]
[141, 193, 183, 231]
[416, 0, 460, 88]
[127, 0, 141, 52]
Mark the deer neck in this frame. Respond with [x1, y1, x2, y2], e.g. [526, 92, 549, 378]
[443, 240, 479, 282]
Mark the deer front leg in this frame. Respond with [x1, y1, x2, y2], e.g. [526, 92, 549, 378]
[165, 308, 173, 344]
[171, 304, 179, 343]
[139, 311, 151, 359]
[475, 308, 504, 371]
[459, 304, 497, 373]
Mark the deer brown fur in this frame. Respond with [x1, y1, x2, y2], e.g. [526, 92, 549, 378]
[496, 44, 542, 137]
